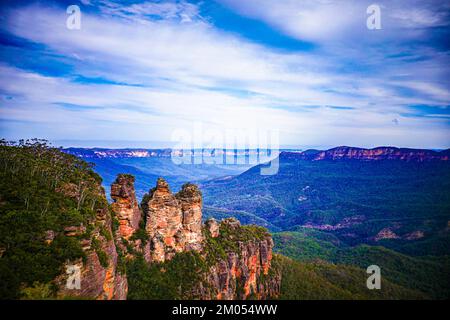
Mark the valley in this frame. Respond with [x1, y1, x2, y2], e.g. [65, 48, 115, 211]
[59, 145, 450, 299]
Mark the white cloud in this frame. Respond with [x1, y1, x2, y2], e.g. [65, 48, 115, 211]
[220, 0, 366, 43]
[0, 1, 449, 148]
[218, 0, 450, 43]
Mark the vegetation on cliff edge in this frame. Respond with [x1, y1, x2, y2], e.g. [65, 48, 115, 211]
[0, 140, 109, 299]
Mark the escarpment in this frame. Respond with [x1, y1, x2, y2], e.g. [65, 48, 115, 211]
[199, 218, 281, 300]
[282, 146, 450, 162]
[0, 142, 131, 300]
[4, 143, 448, 300]
[55, 184, 128, 300]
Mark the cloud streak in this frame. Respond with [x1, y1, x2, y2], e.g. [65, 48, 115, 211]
[0, 0, 449, 148]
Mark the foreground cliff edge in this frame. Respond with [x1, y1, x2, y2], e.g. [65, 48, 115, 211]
[0, 141, 432, 300]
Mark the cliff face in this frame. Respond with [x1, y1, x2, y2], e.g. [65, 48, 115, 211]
[55, 186, 128, 300]
[201, 218, 280, 300]
[282, 146, 450, 162]
[143, 178, 203, 262]
[176, 183, 204, 252]
[110, 174, 149, 261]
[111, 174, 141, 240]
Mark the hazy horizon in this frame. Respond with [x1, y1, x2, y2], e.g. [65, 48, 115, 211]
[45, 139, 450, 151]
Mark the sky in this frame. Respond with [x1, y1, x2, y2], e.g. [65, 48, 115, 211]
[0, 0, 449, 149]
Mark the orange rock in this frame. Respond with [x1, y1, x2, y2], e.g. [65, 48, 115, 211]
[143, 179, 203, 262]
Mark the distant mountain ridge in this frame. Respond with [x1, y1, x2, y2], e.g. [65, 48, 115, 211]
[63, 148, 286, 159]
[282, 146, 450, 162]
[64, 146, 450, 162]
[64, 147, 173, 158]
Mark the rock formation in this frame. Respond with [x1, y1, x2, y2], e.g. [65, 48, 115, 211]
[110, 174, 149, 260]
[201, 218, 280, 300]
[175, 183, 203, 251]
[55, 174, 279, 300]
[56, 194, 128, 299]
[140, 179, 281, 299]
[282, 146, 450, 162]
[374, 227, 400, 241]
[111, 174, 142, 240]
[205, 218, 220, 238]
[143, 178, 203, 262]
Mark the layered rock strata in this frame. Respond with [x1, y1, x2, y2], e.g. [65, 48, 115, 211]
[143, 178, 203, 262]
[201, 218, 280, 300]
[55, 185, 128, 300]
[111, 174, 141, 240]
[282, 146, 450, 162]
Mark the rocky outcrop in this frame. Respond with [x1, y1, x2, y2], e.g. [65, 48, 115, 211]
[404, 230, 425, 240]
[110, 174, 150, 261]
[55, 205, 128, 300]
[143, 178, 203, 262]
[55, 174, 279, 300]
[198, 218, 280, 300]
[374, 227, 400, 241]
[282, 146, 450, 162]
[205, 218, 220, 238]
[140, 179, 281, 299]
[176, 183, 203, 251]
[218, 219, 278, 300]
[111, 174, 142, 240]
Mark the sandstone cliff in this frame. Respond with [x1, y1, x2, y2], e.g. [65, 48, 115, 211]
[111, 174, 141, 240]
[142, 178, 203, 262]
[282, 146, 450, 162]
[110, 174, 149, 261]
[199, 218, 281, 300]
[55, 184, 128, 300]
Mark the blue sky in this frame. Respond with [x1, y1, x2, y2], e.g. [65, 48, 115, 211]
[0, 0, 449, 148]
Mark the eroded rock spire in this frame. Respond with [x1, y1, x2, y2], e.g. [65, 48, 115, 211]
[143, 178, 203, 262]
[111, 174, 141, 240]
